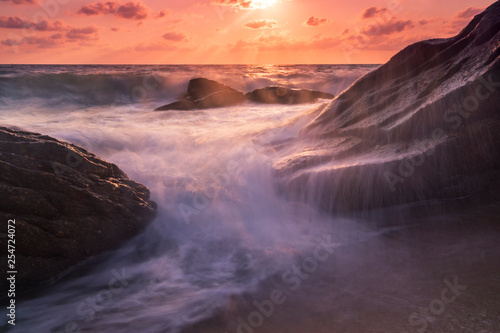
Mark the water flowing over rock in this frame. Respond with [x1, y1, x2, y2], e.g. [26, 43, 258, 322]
[155, 78, 335, 110]
[155, 78, 246, 110]
[275, 2, 500, 212]
[246, 86, 334, 104]
[0, 127, 157, 294]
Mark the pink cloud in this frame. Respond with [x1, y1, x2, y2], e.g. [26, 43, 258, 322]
[156, 9, 169, 19]
[0, 16, 65, 31]
[243, 19, 278, 30]
[362, 7, 390, 19]
[304, 16, 331, 27]
[456, 7, 484, 19]
[0, 0, 37, 5]
[445, 6, 485, 34]
[363, 19, 413, 36]
[77, 1, 149, 20]
[77, 1, 118, 15]
[162, 31, 186, 42]
[228, 31, 341, 53]
[1, 34, 64, 48]
[66, 26, 99, 40]
[116, 2, 148, 19]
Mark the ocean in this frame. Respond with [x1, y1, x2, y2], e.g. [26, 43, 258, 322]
[1, 65, 498, 333]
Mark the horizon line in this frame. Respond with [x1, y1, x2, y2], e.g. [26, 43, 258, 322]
[0, 63, 382, 66]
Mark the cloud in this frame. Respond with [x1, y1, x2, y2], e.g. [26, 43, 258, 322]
[445, 6, 485, 34]
[66, 26, 99, 40]
[0, 16, 65, 31]
[115, 2, 148, 19]
[228, 30, 341, 53]
[363, 19, 413, 36]
[304, 16, 331, 27]
[243, 19, 278, 30]
[0, 0, 37, 5]
[362, 7, 390, 19]
[162, 31, 187, 42]
[1, 34, 64, 48]
[77, 1, 118, 15]
[77, 1, 149, 20]
[156, 10, 169, 19]
[456, 7, 483, 19]
[347, 7, 414, 37]
[211, 0, 275, 10]
[111, 26, 120, 31]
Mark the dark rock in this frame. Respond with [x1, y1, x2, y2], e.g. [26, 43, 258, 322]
[156, 78, 246, 111]
[195, 90, 247, 109]
[186, 78, 244, 102]
[0, 127, 157, 294]
[155, 100, 196, 111]
[275, 2, 500, 212]
[246, 86, 335, 104]
[155, 78, 334, 110]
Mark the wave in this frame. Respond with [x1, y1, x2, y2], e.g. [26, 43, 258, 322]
[0, 73, 187, 106]
[0, 65, 378, 108]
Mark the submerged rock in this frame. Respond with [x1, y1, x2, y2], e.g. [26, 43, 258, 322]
[0, 127, 157, 294]
[275, 2, 500, 212]
[155, 78, 334, 110]
[246, 86, 334, 104]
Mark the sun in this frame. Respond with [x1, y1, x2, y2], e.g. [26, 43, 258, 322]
[250, 0, 278, 9]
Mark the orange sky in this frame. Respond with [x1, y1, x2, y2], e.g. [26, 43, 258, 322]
[0, 0, 495, 64]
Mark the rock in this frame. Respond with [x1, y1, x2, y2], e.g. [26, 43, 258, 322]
[275, 2, 500, 212]
[155, 78, 334, 110]
[155, 100, 196, 111]
[186, 78, 245, 103]
[155, 78, 246, 111]
[246, 86, 335, 104]
[195, 90, 247, 109]
[0, 127, 157, 295]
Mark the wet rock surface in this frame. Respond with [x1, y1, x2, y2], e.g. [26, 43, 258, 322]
[275, 2, 500, 212]
[246, 86, 334, 104]
[0, 126, 157, 294]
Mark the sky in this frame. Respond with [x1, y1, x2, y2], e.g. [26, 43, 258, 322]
[0, 0, 495, 64]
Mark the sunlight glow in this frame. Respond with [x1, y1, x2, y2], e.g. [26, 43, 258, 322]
[250, 0, 278, 9]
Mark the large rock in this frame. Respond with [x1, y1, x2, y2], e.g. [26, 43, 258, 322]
[275, 2, 500, 212]
[0, 127, 157, 294]
[246, 86, 334, 104]
[155, 100, 196, 111]
[155, 78, 246, 111]
[186, 78, 244, 103]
